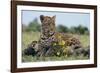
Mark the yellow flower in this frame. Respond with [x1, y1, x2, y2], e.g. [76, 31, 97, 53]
[65, 54, 68, 57]
[57, 52, 60, 56]
[53, 43, 57, 46]
[59, 40, 65, 46]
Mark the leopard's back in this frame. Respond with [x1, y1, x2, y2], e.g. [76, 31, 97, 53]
[54, 32, 81, 48]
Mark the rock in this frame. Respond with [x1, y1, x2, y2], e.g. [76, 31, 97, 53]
[23, 41, 39, 56]
[72, 47, 90, 58]
[23, 47, 36, 56]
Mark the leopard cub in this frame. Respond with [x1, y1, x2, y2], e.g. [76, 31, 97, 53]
[36, 15, 82, 56]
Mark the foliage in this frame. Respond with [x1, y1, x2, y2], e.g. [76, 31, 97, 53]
[22, 18, 41, 32]
[57, 25, 69, 33]
[22, 18, 89, 35]
[22, 32, 90, 62]
[56, 24, 89, 35]
[70, 25, 89, 34]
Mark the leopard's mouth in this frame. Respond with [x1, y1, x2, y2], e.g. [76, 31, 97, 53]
[49, 31, 55, 36]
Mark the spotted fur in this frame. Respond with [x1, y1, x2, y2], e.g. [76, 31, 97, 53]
[39, 15, 81, 49]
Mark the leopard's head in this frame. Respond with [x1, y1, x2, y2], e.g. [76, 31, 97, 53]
[40, 15, 56, 37]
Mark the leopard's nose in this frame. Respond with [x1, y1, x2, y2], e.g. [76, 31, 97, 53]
[44, 29, 49, 32]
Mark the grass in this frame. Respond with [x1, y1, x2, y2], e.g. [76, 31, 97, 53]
[22, 55, 89, 62]
[22, 31, 90, 62]
[80, 35, 90, 48]
[22, 31, 40, 50]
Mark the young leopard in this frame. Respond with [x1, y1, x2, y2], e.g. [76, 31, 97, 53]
[36, 15, 82, 56]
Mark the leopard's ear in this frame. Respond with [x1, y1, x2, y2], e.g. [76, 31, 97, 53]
[52, 15, 56, 21]
[40, 15, 44, 22]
